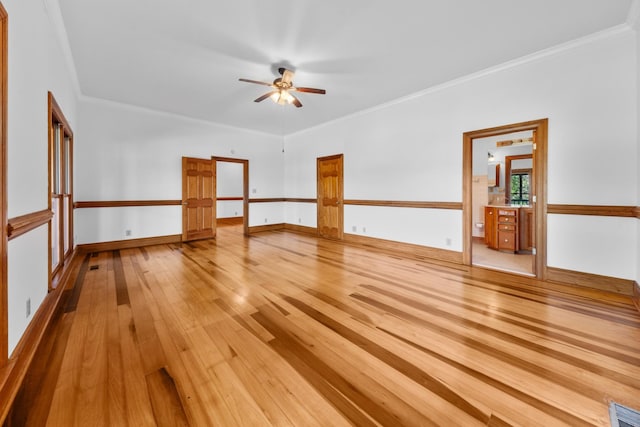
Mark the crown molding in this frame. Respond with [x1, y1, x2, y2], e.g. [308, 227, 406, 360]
[78, 95, 281, 139]
[287, 24, 632, 139]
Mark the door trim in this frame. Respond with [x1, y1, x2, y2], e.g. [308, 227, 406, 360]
[212, 156, 249, 236]
[317, 154, 344, 240]
[463, 119, 548, 279]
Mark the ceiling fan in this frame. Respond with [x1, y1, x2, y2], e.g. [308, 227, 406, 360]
[239, 67, 326, 108]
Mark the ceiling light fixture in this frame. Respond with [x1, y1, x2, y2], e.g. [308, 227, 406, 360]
[239, 67, 326, 108]
[270, 89, 295, 105]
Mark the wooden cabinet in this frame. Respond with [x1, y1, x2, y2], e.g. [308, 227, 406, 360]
[484, 206, 496, 248]
[519, 207, 533, 252]
[484, 206, 519, 253]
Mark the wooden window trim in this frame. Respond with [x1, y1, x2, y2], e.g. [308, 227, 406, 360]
[48, 92, 73, 288]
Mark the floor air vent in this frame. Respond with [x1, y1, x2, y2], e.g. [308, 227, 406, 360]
[610, 402, 640, 427]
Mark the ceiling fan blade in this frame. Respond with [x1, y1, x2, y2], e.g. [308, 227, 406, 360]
[294, 87, 326, 94]
[281, 69, 295, 85]
[239, 78, 273, 87]
[290, 94, 302, 108]
[254, 91, 277, 103]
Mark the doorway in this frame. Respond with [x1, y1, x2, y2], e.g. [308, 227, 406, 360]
[463, 119, 548, 278]
[317, 154, 344, 239]
[212, 156, 249, 236]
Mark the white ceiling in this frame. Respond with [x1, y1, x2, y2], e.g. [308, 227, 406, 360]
[58, 0, 634, 136]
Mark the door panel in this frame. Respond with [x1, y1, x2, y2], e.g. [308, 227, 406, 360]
[317, 154, 343, 239]
[182, 157, 216, 241]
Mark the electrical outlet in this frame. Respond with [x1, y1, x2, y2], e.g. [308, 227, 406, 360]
[362, 227, 366, 233]
[234, 211, 238, 216]
[445, 237, 452, 246]
[352, 226, 357, 232]
[298, 218, 302, 223]
[26, 298, 31, 317]
[264, 218, 268, 223]
[252, 188, 257, 194]
[125, 229, 132, 237]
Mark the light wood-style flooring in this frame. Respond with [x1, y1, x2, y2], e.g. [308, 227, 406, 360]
[472, 241, 534, 276]
[8, 225, 640, 426]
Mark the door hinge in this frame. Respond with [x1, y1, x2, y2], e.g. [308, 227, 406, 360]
[532, 248, 537, 255]
[532, 195, 537, 203]
[533, 143, 537, 150]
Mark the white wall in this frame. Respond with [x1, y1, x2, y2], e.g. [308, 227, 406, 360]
[4, 0, 78, 354]
[75, 97, 283, 243]
[635, 10, 640, 286]
[216, 161, 243, 218]
[285, 28, 638, 281]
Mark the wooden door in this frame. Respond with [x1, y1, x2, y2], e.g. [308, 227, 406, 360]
[317, 154, 343, 239]
[182, 157, 216, 241]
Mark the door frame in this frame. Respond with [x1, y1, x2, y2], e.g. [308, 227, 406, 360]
[212, 156, 249, 236]
[317, 154, 344, 240]
[463, 118, 548, 279]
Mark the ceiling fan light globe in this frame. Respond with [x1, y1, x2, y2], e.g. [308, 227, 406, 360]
[270, 89, 295, 105]
[283, 90, 294, 104]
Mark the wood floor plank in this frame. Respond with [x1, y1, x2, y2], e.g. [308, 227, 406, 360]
[105, 253, 127, 427]
[117, 304, 157, 426]
[10, 224, 640, 427]
[207, 320, 350, 427]
[145, 367, 189, 427]
[74, 255, 109, 427]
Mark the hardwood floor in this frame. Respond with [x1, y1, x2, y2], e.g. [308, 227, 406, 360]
[7, 225, 640, 426]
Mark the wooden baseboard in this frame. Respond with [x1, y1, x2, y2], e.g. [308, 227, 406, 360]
[248, 223, 286, 234]
[0, 250, 85, 424]
[283, 224, 317, 235]
[282, 224, 463, 265]
[546, 267, 635, 296]
[343, 233, 463, 265]
[77, 234, 182, 253]
[633, 281, 640, 312]
[217, 217, 243, 226]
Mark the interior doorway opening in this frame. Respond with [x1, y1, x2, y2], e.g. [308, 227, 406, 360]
[471, 132, 534, 275]
[463, 119, 548, 279]
[213, 157, 249, 236]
